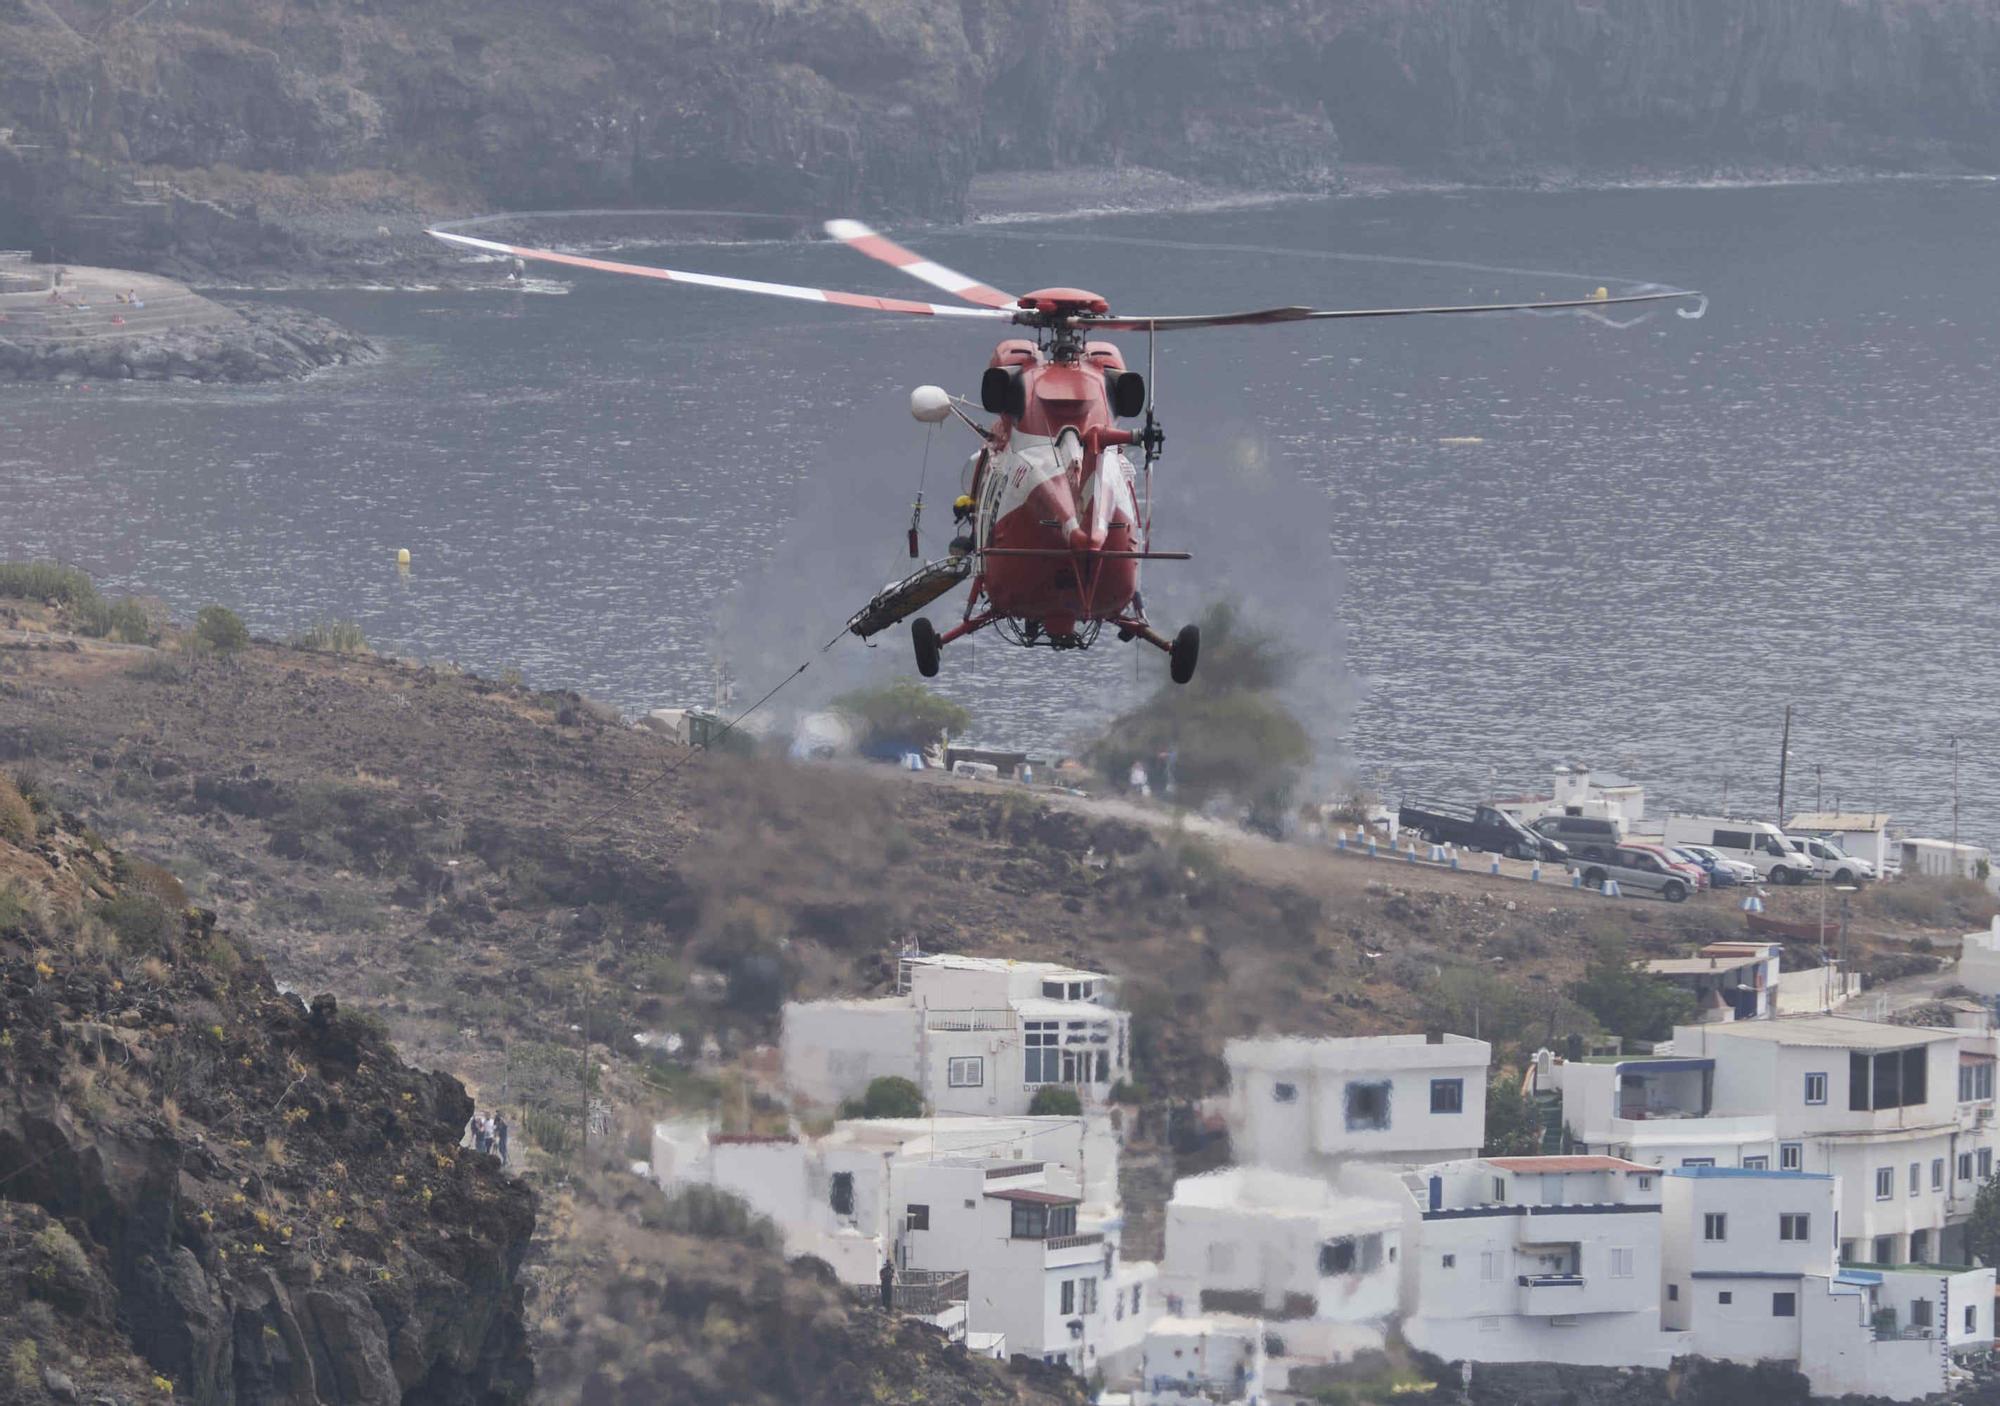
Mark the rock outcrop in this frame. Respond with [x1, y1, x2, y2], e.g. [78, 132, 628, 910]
[2, 0, 1998, 274]
[0, 793, 533, 1403]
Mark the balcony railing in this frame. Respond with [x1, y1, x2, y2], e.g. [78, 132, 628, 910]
[1046, 1232, 1106, 1251]
[854, 1269, 970, 1316]
[1874, 1324, 1938, 1342]
[926, 1008, 1016, 1032]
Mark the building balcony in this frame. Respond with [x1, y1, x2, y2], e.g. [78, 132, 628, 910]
[853, 1269, 970, 1316]
[1516, 1273, 1588, 1315]
[925, 1008, 1016, 1032]
[1046, 1232, 1105, 1251]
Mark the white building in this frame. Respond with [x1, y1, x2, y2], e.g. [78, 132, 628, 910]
[1788, 812, 1893, 876]
[1398, 1155, 1684, 1368]
[650, 1112, 1157, 1374]
[780, 952, 1131, 1116]
[1642, 941, 1783, 1021]
[1133, 1315, 1267, 1406]
[1225, 1032, 1490, 1175]
[1900, 837, 1994, 888]
[1156, 1165, 1403, 1371]
[1958, 916, 2000, 999]
[1661, 1165, 1994, 1401]
[1557, 1016, 2000, 1266]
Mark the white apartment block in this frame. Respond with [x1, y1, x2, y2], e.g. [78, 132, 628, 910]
[1661, 1166, 1995, 1401]
[1226, 1032, 1491, 1174]
[650, 1112, 1157, 1375]
[1556, 1016, 2000, 1266]
[1398, 1155, 1682, 1368]
[781, 953, 1130, 1115]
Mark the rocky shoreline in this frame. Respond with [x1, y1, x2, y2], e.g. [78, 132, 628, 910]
[0, 300, 378, 384]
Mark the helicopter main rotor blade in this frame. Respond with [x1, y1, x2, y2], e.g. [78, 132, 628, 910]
[824, 219, 1018, 311]
[428, 230, 1013, 320]
[1077, 288, 1702, 331]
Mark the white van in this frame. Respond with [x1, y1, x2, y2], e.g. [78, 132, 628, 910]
[1662, 814, 1815, 885]
[1788, 835, 1875, 885]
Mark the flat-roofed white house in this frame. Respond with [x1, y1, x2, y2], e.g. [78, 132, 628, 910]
[649, 1112, 1156, 1376]
[1225, 1032, 1490, 1175]
[1900, 837, 1994, 889]
[1133, 1314, 1267, 1406]
[1398, 1155, 1683, 1367]
[1157, 1165, 1403, 1364]
[781, 952, 1131, 1115]
[1661, 1166, 1995, 1401]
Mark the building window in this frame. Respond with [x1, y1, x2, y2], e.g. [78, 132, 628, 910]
[1804, 1072, 1827, 1105]
[1773, 1292, 1797, 1318]
[1874, 1167, 1894, 1201]
[1910, 1162, 1921, 1197]
[1025, 1022, 1060, 1084]
[1492, 1177, 1508, 1203]
[1781, 1143, 1803, 1172]
[1983, 1149, 1994, 1180]
[1719, 1291, 1733, 1305]
[1273, 1081, 1298, 1104]
[1962, 1062, 1996, 1102]
[1703, 1213, 1727, 1242]
[1442, 1254, 1457, 1269]
[1011, 1202, 1074, 1239]
[1060, 1279, 1076, 1315]
[1967, 1304, 1978, 1335]
[1043, 981, 1064, 998]
[906, 1204, 929, 1232]
[1933, 1158, 1945, 1191]
[1320, 1239, 1357, 1275]
[1910, 1298, 1933, 1329]
[1743, 1156, 1768, 1171]
[1668, 1284, 1679, 1302]
[1960, 1153, 1975, 1182]
[1133, 1285, 1143, 1314]
[947, 1056, 984, 1088]
[1638, 1175, 1653, 1191]
[1610, 1248, 1634, 1279]
[1344, 1080, 1391, 1131]
[1080, 1277, 1098, 1314]
[1095, 1050, 1109, 1083]
[830, 1172, 855, 1216]
[1850, 1047, 1929, 1111]
[1780, 1213, 1810, 1241]
[1680, 1158, 1715, 1169]
[1431, 1078, 1464, 1114]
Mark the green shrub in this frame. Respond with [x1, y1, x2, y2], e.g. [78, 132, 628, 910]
[291, 618, 369, 653]
[0, 560, 100, 609]
[75, 595, 159, 644]
[1108, 1079, 1146, 1105]
[646, 1184, 782, 1251]
[831, 680, 972, 751]
[1028, 1085, 1082, 1116]
[96, 892, 178, 956]
[839, 1075, 924, 1120]
[192, 605, 249, 653]
[0, 774, 34, 846]
[520, 1105, 574, 1156]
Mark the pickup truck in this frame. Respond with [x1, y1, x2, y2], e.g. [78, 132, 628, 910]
[1397, 801, 1569, 863]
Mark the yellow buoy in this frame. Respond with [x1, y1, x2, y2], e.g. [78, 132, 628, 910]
[396, 548, 411, 566]
[1593, 286, 1609, 300]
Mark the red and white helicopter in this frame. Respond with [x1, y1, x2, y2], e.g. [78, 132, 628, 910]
[431, 221, 1697, 684]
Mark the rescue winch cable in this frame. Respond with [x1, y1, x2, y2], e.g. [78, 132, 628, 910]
[907, 422, 934, 558]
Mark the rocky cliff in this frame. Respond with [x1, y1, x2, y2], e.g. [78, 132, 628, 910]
[1, 0, 1997, 273]
[0, 775, 534, 1404]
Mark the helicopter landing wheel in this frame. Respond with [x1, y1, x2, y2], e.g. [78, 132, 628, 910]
[1169, 623, 1200, 685]
[912, 617, 941, 678]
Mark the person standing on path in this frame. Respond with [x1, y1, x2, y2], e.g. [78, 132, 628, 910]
[494, 1111, 510, 1164]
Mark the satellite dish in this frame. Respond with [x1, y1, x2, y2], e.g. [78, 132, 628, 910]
[910, 385, 953, 423]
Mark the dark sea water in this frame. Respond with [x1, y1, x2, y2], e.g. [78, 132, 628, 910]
[4, 180, 1998, 843]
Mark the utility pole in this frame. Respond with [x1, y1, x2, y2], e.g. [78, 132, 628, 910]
[1815, 763, 1823, 815]
[1777, 704, 1792, 827]
[1952, 736, 1960, 853]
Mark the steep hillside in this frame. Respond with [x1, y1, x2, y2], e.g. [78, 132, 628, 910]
[0, 781, 535, 1403]
[2, 0, 1997, 274]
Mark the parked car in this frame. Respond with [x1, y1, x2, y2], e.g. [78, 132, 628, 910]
[1570, 845, 1694, 902]
[1675, 844, 1756, 887]
[1398, 800, 1568, 861]
[1624, 842, 1708, 890]
[1787, 835, 1876, 886]
[1661, 814, 1815, 885]
[1531, 813, 1625, 862]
